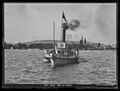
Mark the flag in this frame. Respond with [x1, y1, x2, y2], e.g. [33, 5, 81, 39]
[62, 12, 67, 22]
[57, 42, 66, 48]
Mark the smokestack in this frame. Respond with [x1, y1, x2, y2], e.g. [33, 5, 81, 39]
[61, 12, 80, 42]
[61, 12, 68, 42]
[62, 29, 66, 42]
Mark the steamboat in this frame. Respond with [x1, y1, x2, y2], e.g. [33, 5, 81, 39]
[44, 12, 79, 67]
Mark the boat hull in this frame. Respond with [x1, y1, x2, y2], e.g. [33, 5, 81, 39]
[50, 57, 79, 66]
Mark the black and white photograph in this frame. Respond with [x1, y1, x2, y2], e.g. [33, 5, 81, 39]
[3, 3, 117, 88]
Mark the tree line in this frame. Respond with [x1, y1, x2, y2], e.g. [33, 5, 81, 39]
[3, 41, 116, 50]
[3, 42, 53, 50]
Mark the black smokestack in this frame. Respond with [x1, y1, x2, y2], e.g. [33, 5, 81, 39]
[62, 29, 66, 42]
[62, 23, 68, 42]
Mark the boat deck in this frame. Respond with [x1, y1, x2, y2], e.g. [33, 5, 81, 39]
[53, 54, 79, 59]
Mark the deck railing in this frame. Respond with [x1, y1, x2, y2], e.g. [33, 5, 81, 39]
[53, 49, 79, 58]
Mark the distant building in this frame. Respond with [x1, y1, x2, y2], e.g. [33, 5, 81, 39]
[83, 37, 86, 45]
[112, 44, 116, 48]
[11, 46, 13, 50]
[80, 35, 83, 46]
[79, 35, 87, 49]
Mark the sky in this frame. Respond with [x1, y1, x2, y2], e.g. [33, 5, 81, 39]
[4, 3, 116, 44]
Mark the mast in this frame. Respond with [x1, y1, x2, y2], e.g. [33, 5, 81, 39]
[60, 11, 63, 42]
[53, 22, 55, 50]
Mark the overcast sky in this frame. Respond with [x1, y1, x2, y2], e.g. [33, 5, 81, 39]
[4, 3, 116, 44]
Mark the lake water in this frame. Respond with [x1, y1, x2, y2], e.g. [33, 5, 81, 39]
[4, 49, 117, 85]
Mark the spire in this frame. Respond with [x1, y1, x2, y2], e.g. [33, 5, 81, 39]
[84, 37, 86, 44]
[81, 35, 83, 43]
[80, 35, 83, 46]
[81, 35, 83, 40]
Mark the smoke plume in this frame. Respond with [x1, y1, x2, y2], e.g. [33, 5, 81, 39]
[69, 20, 80, 30]
[62, 19, 80, 31]
[62, 23, 69, 30]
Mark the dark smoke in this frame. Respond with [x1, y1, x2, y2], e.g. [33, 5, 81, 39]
[62, 23, 69, 30]
[62, 20, 80, 31]
[69, 20, 80, 30]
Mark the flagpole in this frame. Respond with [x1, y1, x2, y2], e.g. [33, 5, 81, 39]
[60, 11, 63, 42]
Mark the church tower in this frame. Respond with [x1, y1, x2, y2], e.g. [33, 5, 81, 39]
[84, 37, 86, 44]
[80, 35, 83, 46]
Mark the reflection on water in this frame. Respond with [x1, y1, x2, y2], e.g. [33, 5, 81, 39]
[5, 50, 116, 85]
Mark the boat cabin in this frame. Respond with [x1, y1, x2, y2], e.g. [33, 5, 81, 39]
[53, 42, 79, 58]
